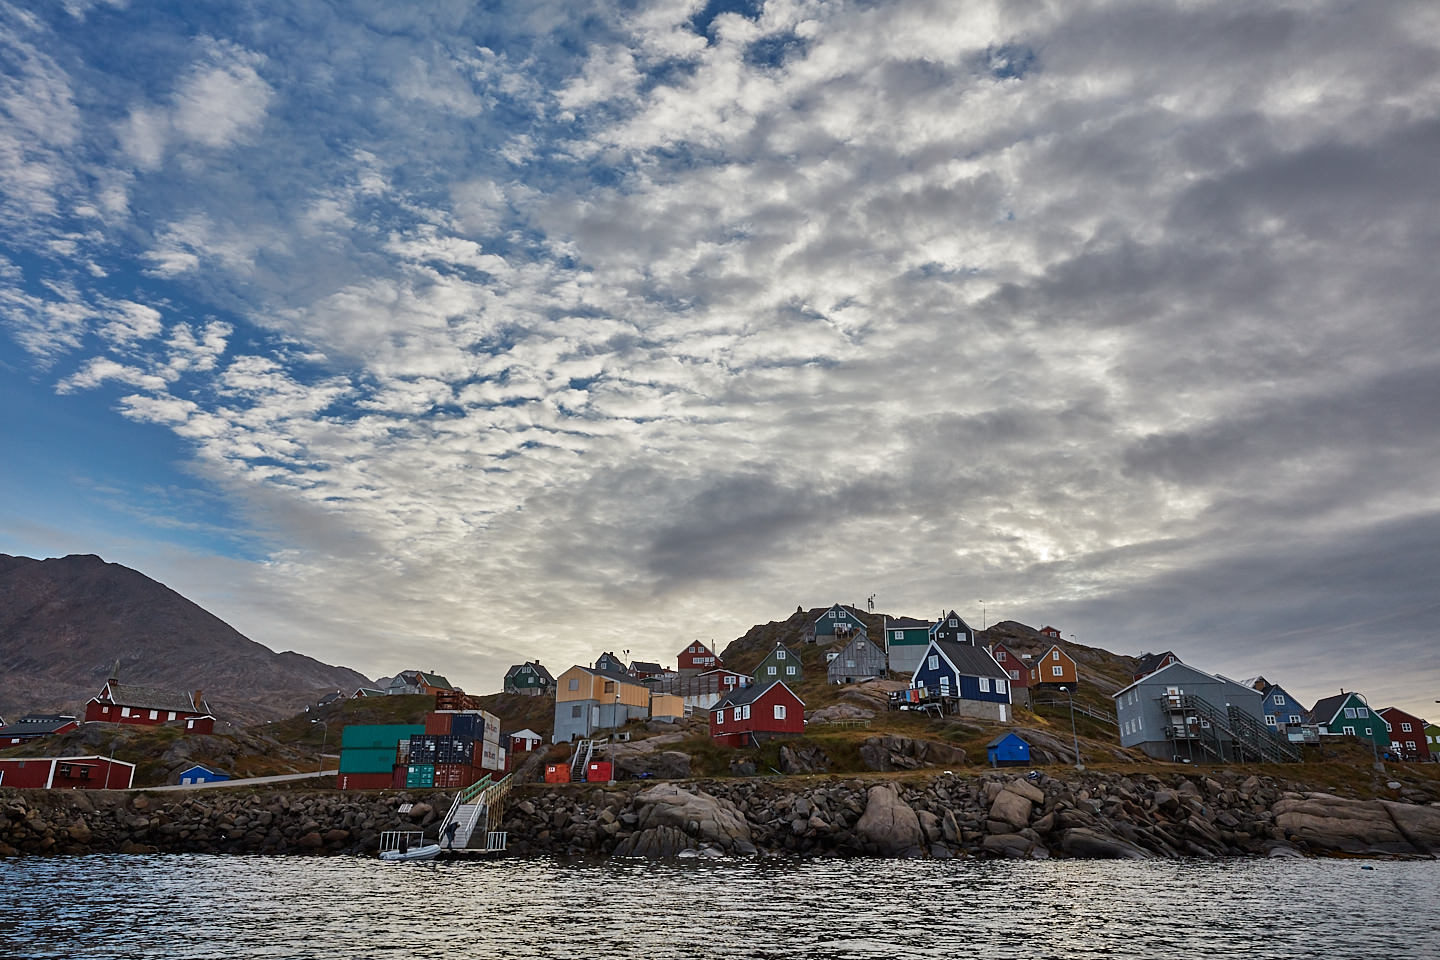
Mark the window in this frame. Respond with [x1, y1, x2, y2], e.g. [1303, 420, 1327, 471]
[1009, 669, 1019, 680]
[733, 707, 742, 721]
[1344, 707, 1356, 719]
[1406, 740, 1417, 750]
[928, 655, 939, 671]
[1265, 715, 1277, 726]
[979, 678, 990, 692]
[777, 650, 786, 660]
[1052, 665, 1064, 677]
[742, 705, 751, 719]
[894, 631, 902, 640]
[603, 681, 615, 694]
[1052, 650, 1060, 661]
[148, 710, 158, 720]
[768, 666, 776, 675]
[571, 705, 582, 718]
[569, 678, 580, 691]
[845, 659, 856, 667]
[1402, 722, 1413, 732]
[774, 704, 787, 720]
[949, 619, 957, 627]
[167, 711, 176, 720]
[829, 610, 837, 618]
[1357, 708, 1369, 718]
[1273, 694, 1284, 704]
[121, 707, 131, 717]
[786, 666, 796, 675]
[1343, 726, 1355, 735]
[1289, 715, 1302, 724]
[997, 678, 1007, 694]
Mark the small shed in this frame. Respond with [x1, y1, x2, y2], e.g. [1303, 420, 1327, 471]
[986, 732, 1031, 767]
[177, 764, 229, 785]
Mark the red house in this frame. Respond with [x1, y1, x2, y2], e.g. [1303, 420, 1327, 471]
[709, 681, 805, 748]
[0, 715, 80, 746]
[84, 669, 215, 732]
[678, 641, 723, 675]
[1132, 650, 1180, 682]
[1378, 707, 1431, 762]
[0, 755, 135, 790]
[989, 643, 1031, 688]
[1039, 626, 1062, 639]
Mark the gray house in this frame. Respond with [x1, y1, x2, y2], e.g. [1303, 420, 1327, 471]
[827, 634, 888, 684]
[1113, 662, 1298, 763]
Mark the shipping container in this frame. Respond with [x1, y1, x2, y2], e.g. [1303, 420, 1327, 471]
[336, 772, 393, 791]
[544, 764, 570, 784]
[433, 762, 485, 789]
[449, 713, 480, 740]
[481, 710, 501, 743]
[339, 747, 402, 774]
[480, 740, 502, 771]
[340, 723, 426, 750]
[391, 764, 407, 789]
[405, 764, 435, 788]
[424, 712, 453, 736]
[586, 761, 613, 782]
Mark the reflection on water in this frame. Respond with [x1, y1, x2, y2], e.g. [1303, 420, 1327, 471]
[2, 855, 1438, 960]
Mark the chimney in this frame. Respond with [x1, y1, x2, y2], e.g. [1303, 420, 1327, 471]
[193, 689, 204, 710]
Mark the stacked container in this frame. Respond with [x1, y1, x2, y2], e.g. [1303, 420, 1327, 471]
[336, 723, 426, 791]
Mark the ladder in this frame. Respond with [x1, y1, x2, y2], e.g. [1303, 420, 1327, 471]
[570, 740, 594, 781]
[437, 774, 514, 850]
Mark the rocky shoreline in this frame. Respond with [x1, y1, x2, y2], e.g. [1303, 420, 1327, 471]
[4, 769, 1439, 861]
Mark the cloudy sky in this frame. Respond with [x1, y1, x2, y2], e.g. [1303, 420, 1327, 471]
[2, 0, 1437, 718]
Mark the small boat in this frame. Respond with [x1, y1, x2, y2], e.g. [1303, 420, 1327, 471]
[378, 830, 440, 861]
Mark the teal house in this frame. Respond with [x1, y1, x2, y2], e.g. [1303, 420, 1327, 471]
[810, 603, 867, 645]
[755, 642, 802, 688]
[884, 615, 932, 675]
[1309, 692, 1388, 748]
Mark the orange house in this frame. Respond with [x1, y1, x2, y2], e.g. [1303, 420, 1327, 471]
[1029, 644, 1078, 688]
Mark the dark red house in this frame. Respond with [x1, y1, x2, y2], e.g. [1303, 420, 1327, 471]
[1378, 707, 1431, 762]
[989, 643, 1031, 688]
[0, 715, 80, 746]
[1039, 626, 1062, 639]
[678, 641, 723, 675]
[84, 670, 215, 733]
[709, 681, 804, 748]
[0, 755, 135, 790]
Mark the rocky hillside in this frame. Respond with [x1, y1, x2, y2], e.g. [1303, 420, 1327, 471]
[0, 554, 370, 725]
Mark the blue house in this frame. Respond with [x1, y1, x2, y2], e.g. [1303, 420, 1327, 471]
[177, 764, 229, 785]
[986, 732, 1031, 767]
[910, 639, 1011, 721]
[1253, 680, 1309, 735]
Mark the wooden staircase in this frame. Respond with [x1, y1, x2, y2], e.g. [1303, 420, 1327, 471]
[438, 773, 514, 851]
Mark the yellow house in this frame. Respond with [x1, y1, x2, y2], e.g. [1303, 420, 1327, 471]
[553, 665, 651, 743]
[649, 692, 684, 722]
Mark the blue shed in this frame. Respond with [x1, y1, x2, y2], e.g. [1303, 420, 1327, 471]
[986, 732, 1031, 767]
[177, 764, 230, 785]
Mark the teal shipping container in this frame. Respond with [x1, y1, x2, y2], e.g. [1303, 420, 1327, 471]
[405, 764, 435, 788]
[339, 747, 399, 774]
[340, 724, 425, 750]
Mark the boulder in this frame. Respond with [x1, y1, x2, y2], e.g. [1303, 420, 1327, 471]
[1273, 797, 1417, 855]
[1060, 827, 1153, 860]
[779, 744, 830, 775]
[613, 751, 692, 781]
[633, 784, 752, 852]
[1378, 801, 1440, 854]
[989, 790, 1033, 829]
[612, 824, 697, 858]
[1004, 779, 1045, 805]
[858, 736, 966, 772]
[982, 833, 1036, 858]
[808, 703, 875, 722]
[854, 784, 925, 855]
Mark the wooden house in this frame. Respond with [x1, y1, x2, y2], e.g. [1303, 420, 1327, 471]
[386, 670, 456, 696]
[883, 615, 933, 675]
[909, 639, 1012, 721]
[552, 665, 651, 743]
[508, 728, 544, 764]
[503, 661, 555, 696]
[177, 764, 229, 785]
[84, 670, 215, 733]
[1113, 662, 1291, 764]
[985, 732, 1031, 767]
[827, 634, 887, 684]
[988, 643, 1032, 706]
[628, 660, 666, 681]
[1253, 681, 1311, 738]
[1377, 707, 1431, 762]
[0, 755, 135, 790]
[1029, 644, 1078, 689]
[678, 641, 723, 675]
[929, 610, 976, 647]
[350, 687, 386, 698]
[0, 715, 79, 746]
[593, 652, 628, 675]
[1309, 692, 1388, 749]
[1428, 722, 1440, 754]
[1132, 651, 1180, 682]
[1039, 626, 1062, 639]
[755, 642, 803, 687]
[809, 603, 869, 646]
[709, 681, 805, 748]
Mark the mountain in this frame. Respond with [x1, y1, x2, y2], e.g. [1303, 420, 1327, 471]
[0, 554, 371, 726]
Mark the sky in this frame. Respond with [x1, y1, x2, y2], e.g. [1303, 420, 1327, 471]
[2, 0, 1437, 721]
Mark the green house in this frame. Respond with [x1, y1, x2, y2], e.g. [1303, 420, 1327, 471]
[1427, 722, 1440, 753]
[884, 615, 932, 674]
[504, 660, 556, 696]
[755, 642, 802, 688]
[1309, 692, 1387, 748]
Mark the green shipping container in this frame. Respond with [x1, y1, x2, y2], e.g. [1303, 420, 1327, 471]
[340, 723, 425, 750]
[339, 747, 399, 774]
[406, 764, 435, 788]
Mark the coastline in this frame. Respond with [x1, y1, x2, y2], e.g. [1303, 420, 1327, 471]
[4, 767, 1439, 861]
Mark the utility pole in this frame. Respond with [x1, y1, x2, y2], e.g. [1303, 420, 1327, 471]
[1061, 685, 1084, 771]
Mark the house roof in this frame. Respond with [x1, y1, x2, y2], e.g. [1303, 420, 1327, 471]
[630, 661, 664, 673]
[1133, 651, 1180, 676]
[885, 616, 931, 629]
[505, 661, 555, 682]
[100, 683, 201, 715]
[714, 680, 801, 711]
[508, 728, 543, 740]
[932, 639, 1008, 680]
[1309, 693, 1363, 725]
[985, 732, 1029, 749]
[0, 716, 77, 737]
[1112, 659, 1239, 699]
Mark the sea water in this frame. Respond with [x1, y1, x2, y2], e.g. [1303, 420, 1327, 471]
[2, 855, 1438, 959]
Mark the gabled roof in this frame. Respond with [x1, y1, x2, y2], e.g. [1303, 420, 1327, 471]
[1309, 693, 1365, 726]
[985, 732, 1029, 748]
[930, 639, 1008, 680]
[99, 683, 202, 715]
[815, 602, 865, 624]
[714, 680, 802, 711]
[885, 615, 932, 629]
[0, 716, 77, 737]
[1133, 651, 1180, 676]
[505, 661, 554, 682]
[1112, 659, 1252, 699]
[508, 728, 544, 741]
[1033, 643, 1074, 663]
[929, 611, 975, 637]
[566, 664, 648, 686]
[630, 661, 664, 673]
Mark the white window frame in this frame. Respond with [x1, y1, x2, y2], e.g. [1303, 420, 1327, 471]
[742, 705, 751, 720]
[1052, 665, 1064, 677]
[1288, 715, 1302, 724]
[733, 706, 742, 722]
[777, 650, 786, 660]
[1273, 694, 1284, 704]
[928, 655, 939, 671]
[767, 666, 777, 675]
[979, 677, 990, 692]
[786, 666, 796, 675]
[894, 631, 902, 640]
[1265, 715, 1277, 726]
[1344, 707, 1356, 719]
[1357, 707, 1369, 718]
[1052, 650, 1060, 661]
[148, 710, 158, 720]
[1402, 722, 1413, 732]
[997, 678, 1007, 694]
[774, 704, 786, 720]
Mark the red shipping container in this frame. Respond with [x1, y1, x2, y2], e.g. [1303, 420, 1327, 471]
[434, 763, 479, 788]
[392, 764, 407, 789]
[544, 763, 570, 783]
[586, 761, 613, 782]
[337, 772, 393, 791]
[424, 712, 453, 735]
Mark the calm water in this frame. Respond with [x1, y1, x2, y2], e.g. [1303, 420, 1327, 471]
[2, 855, 1438, 960]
